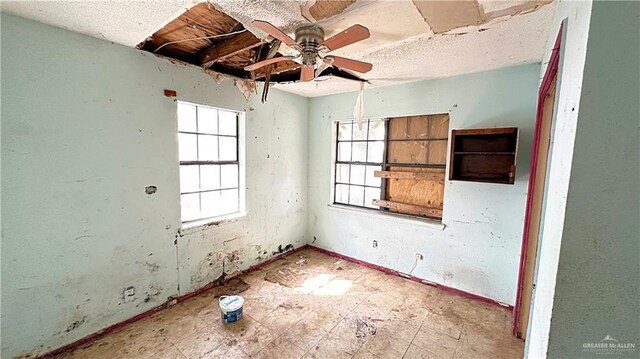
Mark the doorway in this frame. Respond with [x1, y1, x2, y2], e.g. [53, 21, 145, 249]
[513, 25, 564, 339]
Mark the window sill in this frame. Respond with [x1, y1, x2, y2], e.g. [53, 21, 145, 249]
[327, 204, 446, 231]
[178, 212, 247, 236]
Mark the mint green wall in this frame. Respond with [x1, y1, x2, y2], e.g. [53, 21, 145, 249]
[307, 64, 540, 306]
[545, 1, 640, 357]
[525, 0, 594, 356]
[1, 13, 308, 358]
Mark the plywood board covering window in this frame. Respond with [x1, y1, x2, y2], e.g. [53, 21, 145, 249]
[333, 114, 449, 220]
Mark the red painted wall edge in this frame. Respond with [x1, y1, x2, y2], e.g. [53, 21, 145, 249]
[37, 245, 309, 359]
[308, 245, 513, 310]
[512, 23, 564, 338]
[39, 238, 519, 358]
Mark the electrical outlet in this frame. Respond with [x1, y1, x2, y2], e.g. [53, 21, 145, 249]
[123, 286, 136, 303]
[372, 240, 378, 248]
[217, 252, 225, 261]
[415, 253, 424, 260]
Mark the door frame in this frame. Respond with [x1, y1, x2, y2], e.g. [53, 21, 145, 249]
[513, 24, 564, 338]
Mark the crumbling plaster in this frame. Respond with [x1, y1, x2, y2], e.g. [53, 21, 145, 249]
[2, 0, 556, 97]
[1, 13, 308, 358]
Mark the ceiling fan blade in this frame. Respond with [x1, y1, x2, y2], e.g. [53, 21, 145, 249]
[327, 56, 372, 73]
[300, 65, 315, 82]
[244, 57, 292, 72]
[252, 20, 297, 46]
[320, 24, 370, 51]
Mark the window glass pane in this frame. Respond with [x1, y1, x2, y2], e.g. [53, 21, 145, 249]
[337, 142, 351, 161]
[219, 137, 237, 161]
[352, 142, 367, 162]
[368, 119, 385, 140]
[350, 165, 365, 185]
[367, 141, 384, 163]
[218, 110, 237, 136]
[197, 106, 218, 134]
[364, 187, 380, 208]
[197, 135, 218, 161]
[349, 185, 365, 206]
[200, 191, 220, 218]
[352, 121, 368, 140]
[335, 184, 349, 204]
[200, 165, 220, 191]
[335, 164, 349, 183]
[220, 189, 239, 215]
[179, 165, 199, 193]
[178, 133, 198, 161]
[338, 122, 352, 141]
[365, 166, 381, 187]
[178, 103, 197, 132]
[220, 164, 238, 189]
[181, 193, 200, 222]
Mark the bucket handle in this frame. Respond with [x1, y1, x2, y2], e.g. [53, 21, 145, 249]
[219, 296, 228, 302]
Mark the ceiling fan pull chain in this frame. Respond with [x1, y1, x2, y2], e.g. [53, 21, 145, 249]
[354, 82, 365, 129]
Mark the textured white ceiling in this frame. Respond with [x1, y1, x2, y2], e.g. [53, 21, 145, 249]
[1, 0, 556, 98]
[1, 0, 197, 47]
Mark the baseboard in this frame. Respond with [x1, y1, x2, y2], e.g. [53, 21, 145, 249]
[308, 245, 513, 311]
[37, 244, 309, 358]
[38, 243, 510, 358]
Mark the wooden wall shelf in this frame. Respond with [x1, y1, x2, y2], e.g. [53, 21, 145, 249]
[449, 127, 519, 184]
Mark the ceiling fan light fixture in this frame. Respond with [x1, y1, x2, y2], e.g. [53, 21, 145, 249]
[245, 20, 372, 82]
[294, 25, 325, 66]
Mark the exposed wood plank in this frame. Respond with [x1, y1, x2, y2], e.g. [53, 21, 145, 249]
[253, 60, 301, 79]
[412, 0, 482, 33]
[200, 31, 263, 67]
[375, 170, 444, 182]
[451, 127, 518, 136]
[520, 78, 556, 338]
[428, 114, 450, 139]
[373, 199, 443, 218]
[388, 140, 428, 164]
[384, 114, 449, 218]
[309, 0, 356, 21]
[386, 166, 445, 211]
[141, 3, 238, 58]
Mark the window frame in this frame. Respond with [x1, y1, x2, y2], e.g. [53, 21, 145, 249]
[331, 116, 448, 220]
[333, 119, 385, 209]
[177, 101, 245, 227]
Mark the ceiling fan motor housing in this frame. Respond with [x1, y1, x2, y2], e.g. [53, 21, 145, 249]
[295, 25, 325, 66]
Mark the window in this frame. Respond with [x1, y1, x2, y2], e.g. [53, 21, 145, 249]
[333, 114, 449, 220]
[177, 101, 243, 224]
[334, 119, 385, 209]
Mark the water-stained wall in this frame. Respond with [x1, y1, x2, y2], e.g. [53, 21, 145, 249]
[307, 64, 540, 306]
[0, 13, 307, 358]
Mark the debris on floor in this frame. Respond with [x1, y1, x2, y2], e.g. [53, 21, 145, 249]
[43, 249, 523, 359]
[211, 278, 250, 298]
[355, 317, 378, 340]
[263, 267, 307, 288]
[295, 255, 307, 266]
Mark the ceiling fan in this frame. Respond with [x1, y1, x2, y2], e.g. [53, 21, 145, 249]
[245, 20, 373, 82]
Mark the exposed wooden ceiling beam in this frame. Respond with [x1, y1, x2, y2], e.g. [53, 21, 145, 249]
[253, 60, 301, 79]
[200, 31, 263, 68]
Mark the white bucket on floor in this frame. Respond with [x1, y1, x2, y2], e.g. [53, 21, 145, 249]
[219, 295, 244, 324]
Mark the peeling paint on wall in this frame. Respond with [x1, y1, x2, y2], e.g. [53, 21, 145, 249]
[1, 13, 308, 358]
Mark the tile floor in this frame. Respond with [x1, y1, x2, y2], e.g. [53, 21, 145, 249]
[54, 248, 523, 359]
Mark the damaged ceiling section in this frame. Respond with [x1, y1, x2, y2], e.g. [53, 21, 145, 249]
[136, 0, 555, 98]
